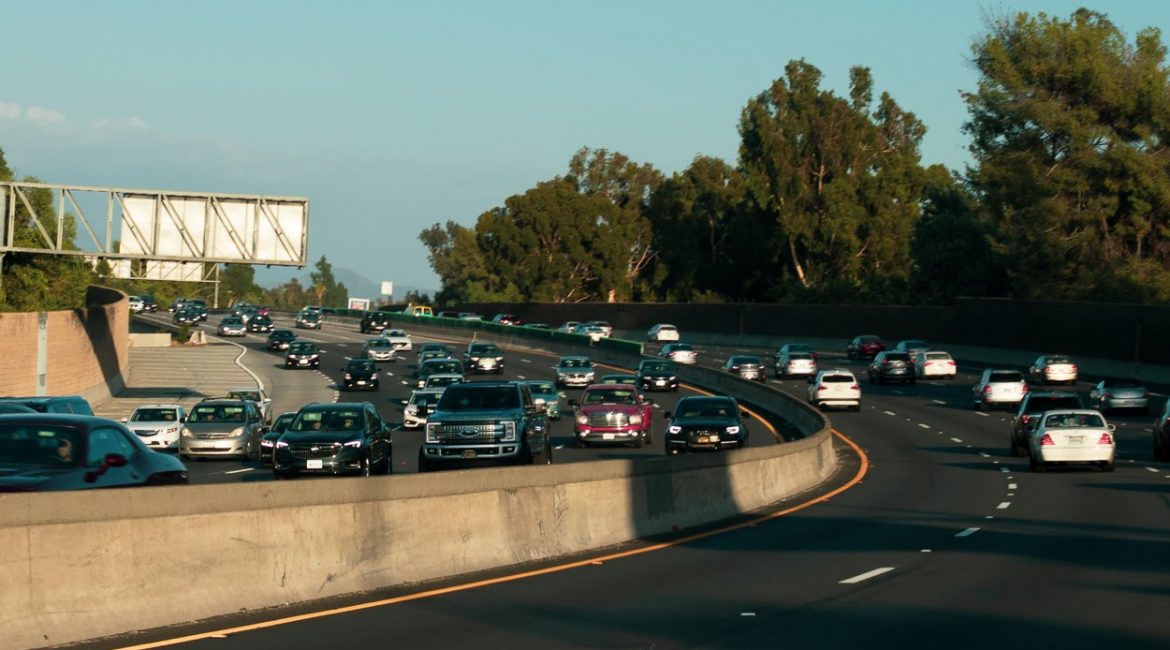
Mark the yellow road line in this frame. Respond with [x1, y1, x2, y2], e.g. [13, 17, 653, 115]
[118, 428, 868, 649]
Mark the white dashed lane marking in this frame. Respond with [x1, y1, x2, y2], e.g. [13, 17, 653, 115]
[521, 359, 532, 363]
[975, 412, 989, 417]
[997, 502, 1012, 510]
[1146, 467, 1160, 473]
[883, 411, 897, 416]
[950, 437, 964, 444]
[1008, 483, 1018, 490]
[979, 452, 990, 457]
[932, 400, 947, 405]
[839, 567, 895, 585]
[955, 527, 980, 538]
[224, 468, 253, 475]
[917, 423, 930, 429]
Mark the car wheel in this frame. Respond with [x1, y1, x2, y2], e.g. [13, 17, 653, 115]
[1100, 461, 1115, 472]
[417, 453, 434, 473]
[1154, 437, 1169, 462]
[1029, 454, 1046, 472]
[576, 438, 588, 449]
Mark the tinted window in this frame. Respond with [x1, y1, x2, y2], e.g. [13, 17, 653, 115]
[822, 375, 855, 383]
[583, 388, 639, 405]
[677, 399, 736, 418]
[291, 410, 364, 432]
[1043, 413, 1104, 428]
[0, 424, 81, 467]
[87, 427, 136, 467]
[191, 405, 246, 422]
[1102, 378, 1141, 388]
[438, 386, 521, 410]
[990, 371, 1023, 382]
[131, 408, 179, 422]
[1028, 396, 1083, 410]
[884, 353, 911, 361]
[527, 381, 555, 393]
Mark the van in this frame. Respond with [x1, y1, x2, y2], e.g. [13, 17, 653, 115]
[0, 396, 95, 415]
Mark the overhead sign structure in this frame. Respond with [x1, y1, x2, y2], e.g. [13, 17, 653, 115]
[0, 182, 309, 271]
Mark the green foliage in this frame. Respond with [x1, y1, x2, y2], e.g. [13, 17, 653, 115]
[308, 256, 348, 307]
[964, 8, 1170, 300]
[264, 277, 310, 311]
[220, 264, 264, 306]
[402, 290, 432, 305]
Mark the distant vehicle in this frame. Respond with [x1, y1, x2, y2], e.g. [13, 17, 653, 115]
[491, 313, 521, 326]
[775, 350, 817, 379]
[1088, 378, 1148, 414]
[636, 359, 678, 392]
[458, 312, 483, 321]
[418, 349, 453, 366]
[296, 311, 323, 330]
[216, 317, 247, 337]
[913, 351, 957, 379]
[973, 369, 1028, 411]
[845, 335, 885, 361]
[1010, 391, 1085, 456]
[587, 321, 613, 337]
[555, 355, 595, 388]
[380, 329, 413, 352]
[867, 351, 915, 385]
[187, 299, 209, 321]
[173, 308, 200, 326]
[0, 396, 94, 415]
[266, 329, 297, 351]
[663, 396, 749, 454]
[128, 295, 145, 312]
[0, 414, 188, 492]
[647, 324, 680, 342]
[416, 358, 464, 389]
[776, 343, 818, 363]
[807, 369, 861, 411]
[362, 338, 398, 362]
[341, 358, 380, 391]
[1027, 354, 1078, 386]
[722, 355, 767, 382]
[436, 310, 460, 319]
[569, 383, 654, 448]
[258, 411, 297, 467]
[893, 340, 930, 359]
[422, 372, 464, 392]
[580, 325, 608, 343]
[285, 341, 323, 369]
[464, 342, 505, 374]
[522, 380, 562, 420]
[402, 388, 445, 430]
[416, 342, 453, 358]
[659, 342, 698, 365]
[273, 402, 392, 478]
[360, 313, 392, 334]
[121, 404, 187, 451]
[247, 315, 275, 333]
[140, 295, 159, 312]
[558, 321, 582, 334]
[1027, 410, 1115, 472]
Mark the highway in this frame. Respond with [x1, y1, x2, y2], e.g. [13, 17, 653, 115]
[96, 322, 1170, 649]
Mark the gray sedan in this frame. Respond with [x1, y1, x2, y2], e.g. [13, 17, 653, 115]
[1088, 378, 1149, 414]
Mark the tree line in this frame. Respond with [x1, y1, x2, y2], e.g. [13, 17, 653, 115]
[422, 8, 1170, 305]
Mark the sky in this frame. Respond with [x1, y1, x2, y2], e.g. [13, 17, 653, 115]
[1, 1, 1166, 296]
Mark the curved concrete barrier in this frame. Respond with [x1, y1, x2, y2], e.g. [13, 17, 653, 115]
[0, 320, 836, 649]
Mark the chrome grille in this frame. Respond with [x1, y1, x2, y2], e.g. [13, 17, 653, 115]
[133, 429, 158, 437]
[587, 412, 629, 427]
[432, 421, 508, 442]
[290, 443, 341, 459]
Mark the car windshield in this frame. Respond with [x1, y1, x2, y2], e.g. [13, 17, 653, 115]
[437, 386, 521, 410]
[271, 330, 294, 339]
[1044, 413, 1105, 428]
[642, 361, 671, 372]
[228, 391, 261, 402]
[1046, 356, 1072, 364]
[425, 360, 462, 374]
[191, 405, 245, 422]
[289, 343, 316, 353]
[602, 376, 638, 385]
[300, 313, 319, 321]
[884, 353, 910, 361]
[990, 371, 1023, 382]
[272, 414, 296, 433]
[669, 344, 694, 352]
[291, 410, 364, 432]
[386, 330, 406, 337]
[470, 344, 500, 355]
[427, 375, 462, 387]
[222, 318, 242, 325]
[527, 381, 556, 394]
[731, 356, 759, 364]
[368, 340, 392, 348]
[0, 424, 81, 468]
[583, 388, 640, 405]
[130, 408, 179, 422]
[561, 358, 590, 369]
[678, 400, 736, 418]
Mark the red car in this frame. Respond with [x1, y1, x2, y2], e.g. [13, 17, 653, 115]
[846, 335, 886, 360]
[569, 384, 654, 448]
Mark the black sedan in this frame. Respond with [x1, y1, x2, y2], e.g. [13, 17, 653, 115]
[247, 315, 275, 333]
[285, 341, 322, 369]
[266, 329, 297, 351]
[0, 414, 189, 492]
[272, 403, 392, 478]
[662, 396, 749, 454]
[341, 358, 380, 391]
[637, 359, 679, 392]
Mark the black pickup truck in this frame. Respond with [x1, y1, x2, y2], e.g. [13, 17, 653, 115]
[418, 381, 551, 471]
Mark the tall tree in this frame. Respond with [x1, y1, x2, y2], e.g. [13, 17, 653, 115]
[738, 60, 928, 301]
[964, 8, 1170, 301]
[420, 221, 503, 304]
[309, 256, 348, 307]
[219, 264, 264, 306]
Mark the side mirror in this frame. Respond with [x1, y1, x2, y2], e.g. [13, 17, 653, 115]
[180, 416, 187, 423]
[1108, 423, 1117, 432]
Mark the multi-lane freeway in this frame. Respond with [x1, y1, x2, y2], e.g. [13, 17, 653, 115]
[98, 315, 1170, 649]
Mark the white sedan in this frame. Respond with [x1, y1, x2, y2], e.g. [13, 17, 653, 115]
[914, 350, 957, 379]
[122, 404, 187, 450]
[659, 343, 697, 364]
[380, 328, 413, 352]
[807, 369, 861, 411]
[1028, 409, 1115, 472]
[647, 323, 680, 342]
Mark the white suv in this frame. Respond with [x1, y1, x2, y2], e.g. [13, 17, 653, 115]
[647, 324, 680, 342]
[807, 369, 861, 411]
[1027, 354, 1078, 385]
[973, 369, 1028, 410]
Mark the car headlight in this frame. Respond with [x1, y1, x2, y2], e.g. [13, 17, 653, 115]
[629, 414, 643, 425]
[425, 423, 439, 443]
[726, 426, 741, 435]
[230, 427, 245, 438]
[668, 425, 682, 434]
[470, 356, 480, 362]
[164, 426, 178, 434]
[343, 439, 363, 448]
[261, 439, 275, 448]
[344, 373, 353, 380]
[576, 414, 588, 425]
[585, 371, 595, 380]
[405, 405, 418, 415]
[182, 427, 193, 437]
[495, 356, 503, 361]
[276, 440, 289, 448]
[501, 421, 517, 442]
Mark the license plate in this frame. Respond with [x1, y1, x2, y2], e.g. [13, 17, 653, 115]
[655, 379, 666, 385]
[698, 435, 710, 443]
[461, 450, 477, 459]
[306, 459, 323, 469]
[603, 433, 615, 440]
[1066, 435, 1084, 445]
[356, 380, 366, 385]
[298, 360, 309, 365]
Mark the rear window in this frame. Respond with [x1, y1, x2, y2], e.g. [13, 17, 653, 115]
[884, 353, 911, 361]
[926, 352, 951, 360]
[1046, 356, 1072, 364]
[438, 385, 520, 410]
[1043, 412, 1104, 428]
[789, 353, 813, 360]
[990, 371, 1023, 382]
[822, 374, 855, 383]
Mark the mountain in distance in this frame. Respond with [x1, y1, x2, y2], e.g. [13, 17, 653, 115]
[252, 265, 438, 302]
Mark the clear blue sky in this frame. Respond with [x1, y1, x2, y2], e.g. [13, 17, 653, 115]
[1, 1, 1165, 295]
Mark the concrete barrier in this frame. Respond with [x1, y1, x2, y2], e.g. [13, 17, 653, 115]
[1, 319, 836, 649]
[129, 332, 173, 348]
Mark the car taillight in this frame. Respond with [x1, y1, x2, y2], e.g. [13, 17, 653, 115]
[1071, 365, 1078, 372]
[817, 386, 828, 391]
[947, 360, 956, 366]
[1040, 433, 1055, 446]
[1021, 414, 1032, 424]
[983, 385, 992, 393]
[1022, 384, 1029, 393]
[1097, 433, 1113, 445]
[851, 384, 860, 390]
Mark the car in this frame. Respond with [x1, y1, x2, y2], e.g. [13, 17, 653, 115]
[663, 396, 749, 454]
[722, 355, 767, 382]
[187, 299, 209, 321]
[302, 305, 323, 316]
[422, 372, 464, 392]
[598, 373, 642, 389]
[359, 313, 392, 334]
[464, 342, 505, 374]
[522, 380, 562, 420]
[169, 297, 192, 313]
[587, 321, 614, 337]
[647, 323, 680, 342]
[362, 338, 398, 362]
[0, 414, 189, 492]
[580, 325, 608, 343]
[458, 312, 483, 321]
[402, 388, 445, 430]
[419, 381, 551, 471]
[775, 350, 817, 379]
[807, 369, 861, 411]
[659, 342, 698, 364]
[140, 295, 159, 312]
[216, 316, 247, 337]
[776, 342, 818, 364]
[180, 398, 267, 460]
[558, 321, 582, 333]
[418, 349, 453, 366]
[285, 341, 323, 369]
[867, 351, 915, 385]
[436, 310, 461, 318]
[417, 342, 454, 358]
[0, 395, 94, 415]
[1027, 409, 1115, 472]
[491, 313, 521, 326]
[846, 335, 885, 360]
[234, 305, 258, 324]
[340, 358, 380, 391]
[273, 402, 392, 478]
[416, 358, 465, 388]
[380, 329, 413, 352]
[266, 329, 297, 351]
[1009, 391, 1085, 456]
[121, 404, 187, 451]
[569, 383, 654, 448]
[893, 340, 931, 359]
[555, 355, 595, 388]
[258, 411, 297, 467]
[173, 308, 201, 326]
[1028, 354, 1079, 385]
[128, 295, 145, 312]
[1151, 400, 1170, 461]
[0, 403, 37, 414]
[636, 359, 679, 392]
[296, 311, 323, 329]
[225, 385, 273, 424]
[1088, 378, 1149, 414]
[913, 350, 957, 379]
[247, 315, 275, 333]
[972, 369, 1028, 411]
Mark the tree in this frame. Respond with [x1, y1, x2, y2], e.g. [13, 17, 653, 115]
[420, 221, 498, 304]
[964, 8, 1170, 301]
[738, 60, 928, 301]
[265, 278, 309, 311]
[308, 256, 348, 307]
[219, 264, 264, 306]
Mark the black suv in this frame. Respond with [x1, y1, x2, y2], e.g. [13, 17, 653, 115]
[360, 313, 392, 334]
[341, 358, 380, 391]
[1009, 391, 1085, 456]
[267, 329, 297, 351]
[637, 359, 679, 392]
[272, 402, 392, 478]
[663, 395, 749, 454]
[247, 315, 275, 333]
[418, 381, 550, 471]
[141, 295, 159, 312]
[867, 351, 915, 385]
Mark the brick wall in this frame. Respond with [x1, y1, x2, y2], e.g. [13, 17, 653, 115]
[0, 286, 128, 399]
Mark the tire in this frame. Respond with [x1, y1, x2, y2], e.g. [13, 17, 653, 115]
[1029, 454, 1046, 472]
[1101, 461, 1115, 472]
[632, 434, 644, 449]
[575, 438, 587, 449]
[1010, 436, 1027, 457]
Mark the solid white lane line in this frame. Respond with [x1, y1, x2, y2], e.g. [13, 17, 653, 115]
[1008, 483, 1018, 490]
[839, 567, 895, 585]
[891, 390, 904, 395]
[224, 468, 254, 475]
[883, 411, 897, 416]
[955, 527, 980, 538]
[975, 412, 989, 417]
[950, 437, 964, 443]
[979, 452, 990, 458]
[997, 502, 1011, 510]
[1146, 467, 1160, 473]
[932, 399, 947, 405]
[918, 423, 930, 429]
